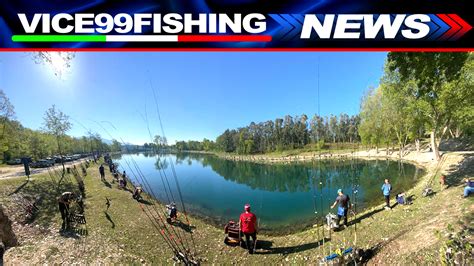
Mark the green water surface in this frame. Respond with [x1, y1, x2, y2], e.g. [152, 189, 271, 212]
[115, 153, 423, 233]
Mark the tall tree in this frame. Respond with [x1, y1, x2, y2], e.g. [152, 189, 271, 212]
[43, 105, 72, 177]
[359, 88, 386, 153]
[0, 90, 15, 161]
[387, 52, 470, 161]
[378, 62, 426, 157]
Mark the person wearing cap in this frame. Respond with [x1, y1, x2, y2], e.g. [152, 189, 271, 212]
[57, 191, 76, 230]
[239, 204, 258, 254]
[330, 189, 351, 228]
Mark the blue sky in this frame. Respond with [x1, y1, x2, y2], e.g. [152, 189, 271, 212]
[0, 52, 386, 144]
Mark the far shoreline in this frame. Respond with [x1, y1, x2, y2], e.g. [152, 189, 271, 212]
[170, 147, 437, 170]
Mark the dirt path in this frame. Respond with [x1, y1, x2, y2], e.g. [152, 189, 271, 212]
[0, 159, 90, 180]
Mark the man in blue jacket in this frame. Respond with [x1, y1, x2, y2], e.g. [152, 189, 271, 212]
[382, 179, 392, 209]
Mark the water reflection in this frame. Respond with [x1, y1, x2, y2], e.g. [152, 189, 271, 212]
[114, 152, 423, 233]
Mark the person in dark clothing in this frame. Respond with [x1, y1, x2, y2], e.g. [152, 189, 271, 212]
[58, 192, 76, 230]
[99, 164, 105, 181]
[121, 171, 128, 188]
[113, 171, 119, 181]
[330, 189, 351, 228]
[166, 202, 178, 223]
[239, 204, 258, 254]
[132, 187, 143, 201]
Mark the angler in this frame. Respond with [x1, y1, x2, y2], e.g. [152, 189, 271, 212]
[330, 189, 351, 229]
[99, 164, 105, 182]
[239, 204, 258, 254]
[166, 202, 178, 224]
[381, 179, 392, 209]
[57, 191, 76, 230]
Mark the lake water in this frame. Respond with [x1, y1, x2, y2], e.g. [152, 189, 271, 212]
[114, 153, 423, 233]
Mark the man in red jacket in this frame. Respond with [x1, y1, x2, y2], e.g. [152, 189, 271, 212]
[239, 203, 258, 254]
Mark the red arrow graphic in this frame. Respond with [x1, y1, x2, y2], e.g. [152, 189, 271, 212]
[447, 14, 472, 40]
[437, 14, 461, 40]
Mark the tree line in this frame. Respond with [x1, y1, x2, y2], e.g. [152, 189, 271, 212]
[173, 52, 473, 161]
[0, 90, 121, 162]
[173, 113, 360, 154]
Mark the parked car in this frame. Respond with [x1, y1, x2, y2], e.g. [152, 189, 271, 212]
[30, 160, 54, 168]
[6, 159, 22, 165]
[54, 156, 63, 163]
[45, 158, 55, 165]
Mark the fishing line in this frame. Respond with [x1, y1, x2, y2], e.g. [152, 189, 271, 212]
[137, 108, 175, 204]
[99, 119, 195, 257]
[116, 147, 191, 256]
[92, 120, 192, 257]
[149, 80, 198, 256]
[117, 154, 188, 255]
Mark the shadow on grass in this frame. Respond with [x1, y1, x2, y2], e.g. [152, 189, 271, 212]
[348, 207, 384, 226]
[59, 228, 85, 239]
[122, 187, 133, 193]
[137, 199, 154, 205]
[104, 211, 115, 229]
[167, 219, 196, 233]
[255, 237, 331, 255]
[174, 220, 196, 233]
[101, 180, 112, 188]
[445, 154, 474, 187]
[8, 179, 30, 196]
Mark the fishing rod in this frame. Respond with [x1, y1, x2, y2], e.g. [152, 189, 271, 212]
[309, 161, 322, 259]
[94, 120, 193, 259]
[353, 142, 359, 250]
[315, 57, 330, 261]
[137, 97, 196, 256]
[149, 81, 198, 256]
[137, 109, 175, 205]
[97, 120, 191, 249]
[117, 153, 187, 256]
[126, 149, 193, 256]
[102, 119, 197, 261]
[118, 144, 191, 257]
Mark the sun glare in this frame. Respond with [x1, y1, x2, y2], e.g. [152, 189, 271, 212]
[49, 52, 68, 77]
[33, 52, 75, 79]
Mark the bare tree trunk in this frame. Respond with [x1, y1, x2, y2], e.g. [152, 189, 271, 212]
[451, 127, 462, 138]
[415, 139, 420, 153]
[430, 131, 441, 161]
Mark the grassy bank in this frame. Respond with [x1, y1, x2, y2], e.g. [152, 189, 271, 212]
[1, 152, 473, 264]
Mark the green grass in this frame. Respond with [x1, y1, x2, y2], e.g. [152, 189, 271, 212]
[1, 154, 472, 264]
